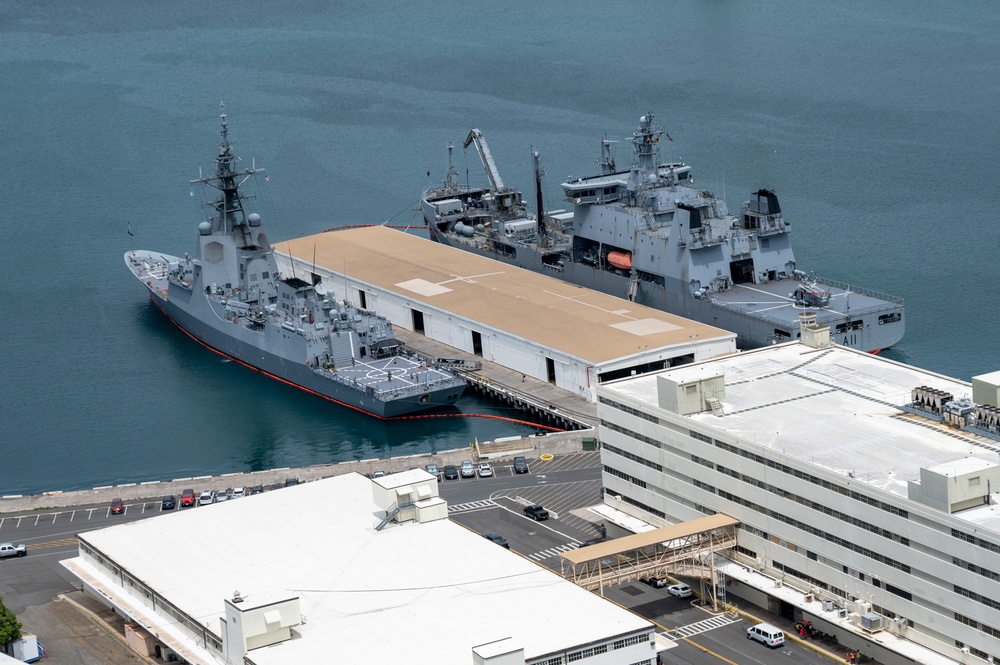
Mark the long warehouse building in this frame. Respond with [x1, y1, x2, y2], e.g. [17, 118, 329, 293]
[274, 226, 736, 401]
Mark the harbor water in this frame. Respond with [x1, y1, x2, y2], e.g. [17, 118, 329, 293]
[2, 0, 998, 496]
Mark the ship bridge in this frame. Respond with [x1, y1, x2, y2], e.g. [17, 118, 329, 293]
[559, 513, 739, 609]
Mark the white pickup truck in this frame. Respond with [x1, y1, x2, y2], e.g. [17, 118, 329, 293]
[0, 542, 27, 558]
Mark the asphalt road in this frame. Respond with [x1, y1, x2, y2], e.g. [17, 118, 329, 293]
[1, 453, 843, 664]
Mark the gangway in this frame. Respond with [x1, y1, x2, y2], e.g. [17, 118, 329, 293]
[559, 514, 739, 611]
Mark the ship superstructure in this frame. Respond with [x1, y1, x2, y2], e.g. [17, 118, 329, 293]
[422, 113, 904, 352]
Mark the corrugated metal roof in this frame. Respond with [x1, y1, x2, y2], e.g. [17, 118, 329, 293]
[276, 226, 733, 364]
[560, 514, 739, 565]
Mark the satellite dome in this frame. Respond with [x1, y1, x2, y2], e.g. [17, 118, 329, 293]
[198, 221, 212, 235]
[248, 213, 262, 227]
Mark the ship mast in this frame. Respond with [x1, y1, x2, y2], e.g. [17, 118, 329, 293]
[191, 103, 265, 241]
[532, 147, 547, 245]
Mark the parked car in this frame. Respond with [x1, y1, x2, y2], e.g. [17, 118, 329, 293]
[513, 456, 529, 474]
[443, 465, 459, 480]
[180, 489, 196, 507]
[425, 463, 440, 480]
[110, 498, 124, 515]
[198, 490, 215, 506]
[372, 471, 386, 479]
[477, 463, 493, 478]
[215, 489, 230, 503]
[640, 577, 668, 588]
[460, 461, 476, 478]
[231, 487, 246, 499]
[161, 495, 176, 510]
[0, 543, 27, 559]
[250, 485, 264, 495]
[668, 583, 692, 598]
[523, 505, 549, 521]
[482, 533, 510, 549]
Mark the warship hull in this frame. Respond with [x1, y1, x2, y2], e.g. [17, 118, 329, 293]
[129, 250, 462, 418]
[426, 222, 903, 352]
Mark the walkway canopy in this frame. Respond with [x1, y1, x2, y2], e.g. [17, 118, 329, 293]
[559, 514, 739, 599]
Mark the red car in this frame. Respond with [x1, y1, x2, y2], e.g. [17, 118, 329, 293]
[180, 489, 196, 507]
[110, 498, 124, 515]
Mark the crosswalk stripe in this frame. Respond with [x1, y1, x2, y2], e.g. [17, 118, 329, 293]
[447, 500, 496, 513]
[664, 615, 741, 639]
[527, 544, 578, 561]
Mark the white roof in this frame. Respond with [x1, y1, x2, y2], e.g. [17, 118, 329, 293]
[603, 343, 1000, 528]
[71, 473, 650, 664]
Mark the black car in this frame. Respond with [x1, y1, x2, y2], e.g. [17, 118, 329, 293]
[482, 533, 510, 549]
[250, 485, 264, 495]
[513, 456, 529, 474]
[443, 465, 459, 480]
[523, 504, 549, 521]
[161, 495, 176, 510]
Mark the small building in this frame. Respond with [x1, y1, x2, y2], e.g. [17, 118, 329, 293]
[274, 226, 735, 401]
[62, 471, 655, 665]
[596, 330, 1000, 664]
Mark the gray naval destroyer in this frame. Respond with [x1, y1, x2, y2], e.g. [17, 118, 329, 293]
[126, 107, 465, 418]
[423, 114, 904, 352]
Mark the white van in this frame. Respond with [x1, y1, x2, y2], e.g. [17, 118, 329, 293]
[746, 623, 785, 647]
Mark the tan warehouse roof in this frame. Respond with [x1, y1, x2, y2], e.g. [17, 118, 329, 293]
[277, 226, 732, 364]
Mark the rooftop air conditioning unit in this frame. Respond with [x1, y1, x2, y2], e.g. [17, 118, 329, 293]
[822, 599, 835, 612]
[960, 647, 971, 654]
[861, 613, 883, 632]
[804, 593, 814, 603]
[774, 579, 783, 588]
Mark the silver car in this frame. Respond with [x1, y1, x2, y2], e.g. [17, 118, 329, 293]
[460, 460, 476, 478]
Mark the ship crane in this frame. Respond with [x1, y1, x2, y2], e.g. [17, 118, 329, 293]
[464, 128, 522, 213]
[464, 128, 505, 192]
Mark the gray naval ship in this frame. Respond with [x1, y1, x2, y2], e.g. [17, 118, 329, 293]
[126, 107, 465, 418]
[423, 114, 905, 352]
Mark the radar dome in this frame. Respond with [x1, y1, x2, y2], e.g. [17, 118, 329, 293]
[198, 221, 212, 235]
[248, 213, 261, 227]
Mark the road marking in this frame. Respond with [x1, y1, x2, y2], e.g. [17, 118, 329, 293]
[448, 500, 497, 514]
[30, 537, 79, 550]
[664, 614, 742, 640]
[527, 543, 579, 561]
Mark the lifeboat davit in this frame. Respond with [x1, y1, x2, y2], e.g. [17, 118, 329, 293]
[607, 250, 632, 270]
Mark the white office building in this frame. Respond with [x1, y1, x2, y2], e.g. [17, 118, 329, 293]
[63, 470, 656, 665]
[596, 330, 1000, 664]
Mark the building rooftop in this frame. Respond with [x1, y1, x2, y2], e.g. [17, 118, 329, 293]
[276, 226, 734, 364]
[68, 473, 651, 664]
[602, 342, 1000, 530]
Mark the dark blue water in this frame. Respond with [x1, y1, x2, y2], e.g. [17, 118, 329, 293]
[3, 0, 998, 495]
